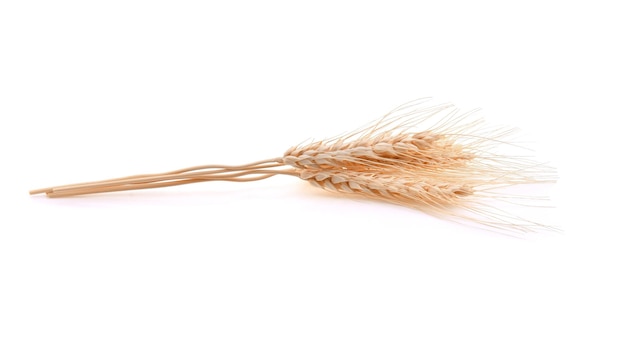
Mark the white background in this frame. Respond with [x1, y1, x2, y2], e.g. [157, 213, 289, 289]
[1, 1, 624, 336]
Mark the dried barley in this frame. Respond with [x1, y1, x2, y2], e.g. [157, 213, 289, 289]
[30, 98, 556, 232]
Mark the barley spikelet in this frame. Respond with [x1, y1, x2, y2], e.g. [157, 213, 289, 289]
[301, 170, 473, 205]
[284, 131, 473, 171]
[30, 98, 556, 232]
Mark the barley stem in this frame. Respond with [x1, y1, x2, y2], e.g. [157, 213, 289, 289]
[30, 159, 297, 197]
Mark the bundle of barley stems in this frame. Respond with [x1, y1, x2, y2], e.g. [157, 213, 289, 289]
[30, 99, 556, 232]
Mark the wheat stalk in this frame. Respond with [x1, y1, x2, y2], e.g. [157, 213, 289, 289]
[30, 98, 556, 232]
